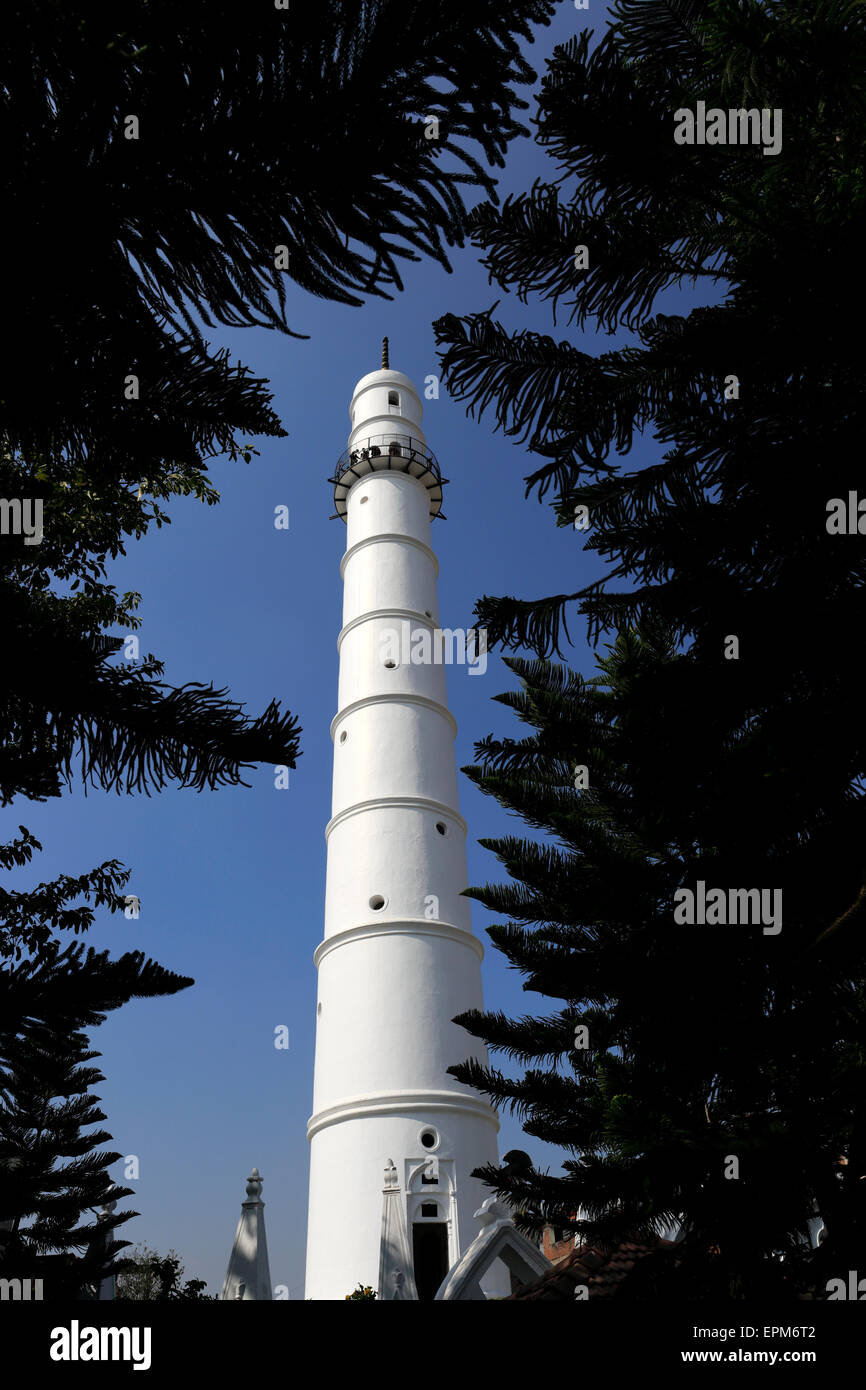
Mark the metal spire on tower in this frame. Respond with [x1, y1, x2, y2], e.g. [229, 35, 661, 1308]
[381, 336, 389, 369]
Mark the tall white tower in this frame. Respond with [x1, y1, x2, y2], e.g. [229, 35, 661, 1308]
[304, 342, 509, 1301]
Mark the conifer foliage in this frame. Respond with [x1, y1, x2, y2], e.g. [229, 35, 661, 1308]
[451, 640, 866, 1296]
[0, 828, 193, 1299]
[437, 1, 866, 1296]
[2, 0, 557, 470]
[1, 0, 556, 802]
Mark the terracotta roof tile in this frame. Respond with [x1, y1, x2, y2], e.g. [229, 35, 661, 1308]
[506, 1234, 679, 1300]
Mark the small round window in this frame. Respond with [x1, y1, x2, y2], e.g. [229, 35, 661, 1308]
[435, 822, 447, 836]
[420, 1128, 439, 1150]
[369, 895, 386, 911]
[339, 731, 348, 744]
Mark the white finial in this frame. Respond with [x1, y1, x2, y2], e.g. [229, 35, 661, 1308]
[474, 1196, 509, 1226]
[220, 1170, 272, 1300]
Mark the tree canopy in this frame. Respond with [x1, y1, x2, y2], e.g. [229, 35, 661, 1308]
[2, 0, 556, 803]
[435, 0, 866, 1296]
[0, 827, 194, 1298]
[115, 1243, 213, 1300]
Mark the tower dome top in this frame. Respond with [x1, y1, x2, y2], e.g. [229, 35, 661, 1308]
[349, 368, 423, 419]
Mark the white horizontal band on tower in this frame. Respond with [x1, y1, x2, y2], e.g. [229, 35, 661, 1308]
[340, 531, 439, 580]
[330, 692, 458, 741]
[325, 795, 468, 841]
[337, 606, 440, 651]
[307, 1090, 500, 1142]
[313, 918, 485, 969]
[350, 409, 417, 434]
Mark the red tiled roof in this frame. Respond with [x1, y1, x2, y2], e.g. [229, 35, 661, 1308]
[506, 1235, 679, 1300]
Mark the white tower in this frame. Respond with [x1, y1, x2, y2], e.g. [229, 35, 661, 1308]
[304, 342, 509, 1301]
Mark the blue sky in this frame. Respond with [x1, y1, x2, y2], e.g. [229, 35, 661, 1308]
[5, 2, 709, 1296]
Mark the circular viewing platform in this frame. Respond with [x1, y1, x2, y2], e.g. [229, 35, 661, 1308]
[330, 434, 447, 521]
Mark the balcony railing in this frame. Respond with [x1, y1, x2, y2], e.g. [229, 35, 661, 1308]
[329, 433, 447, 521]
